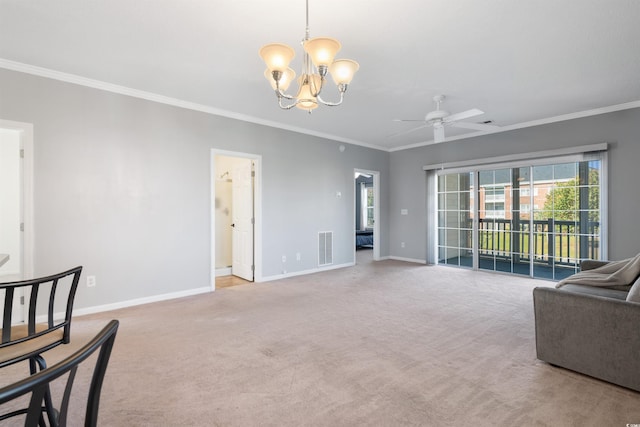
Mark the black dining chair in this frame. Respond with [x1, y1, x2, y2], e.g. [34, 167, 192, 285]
[1, 266, 83, 425]
[0, 319, 119, 427]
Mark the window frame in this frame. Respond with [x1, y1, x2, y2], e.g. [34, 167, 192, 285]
[431, 150, 607, 278]
[365, 186, 374, 229]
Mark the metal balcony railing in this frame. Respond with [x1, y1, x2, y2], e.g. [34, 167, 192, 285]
[476, 218, 600, 265]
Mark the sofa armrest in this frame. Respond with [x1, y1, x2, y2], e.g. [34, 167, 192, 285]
[533, 287, 640, 391]
[580, 260, 609, 271]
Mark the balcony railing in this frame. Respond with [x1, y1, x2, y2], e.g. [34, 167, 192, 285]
[476, 218, 600, 265]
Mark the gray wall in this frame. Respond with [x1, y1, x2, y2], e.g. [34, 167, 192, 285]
[389, 108, 640, 262]
[3, 65, 637, 312]
[0, 69, 389, 310]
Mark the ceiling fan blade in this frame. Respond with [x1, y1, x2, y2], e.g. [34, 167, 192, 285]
[387, 123, 430, 139]
[444, 108, 484, 123]
[434, 126, 445, 143]
[451, 122, 499, 131]
[392, 119, 426, 122]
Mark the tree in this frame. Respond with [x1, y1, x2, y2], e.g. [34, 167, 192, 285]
[536, 169, 599, 222]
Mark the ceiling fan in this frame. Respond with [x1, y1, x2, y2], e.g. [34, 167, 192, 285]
[391, 95, 498, 143]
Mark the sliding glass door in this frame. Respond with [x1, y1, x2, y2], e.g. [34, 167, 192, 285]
[530, 161, 601, 279]
[477, 167, 532, 276]
[437, 172, 474, 268]
[437, 158, 603, 280]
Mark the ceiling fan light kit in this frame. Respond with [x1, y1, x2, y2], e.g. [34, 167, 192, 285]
[259, 0, 359, 112]
[391, 95, 499, 143]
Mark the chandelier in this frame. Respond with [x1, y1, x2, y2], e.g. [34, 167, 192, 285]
[259, 0, 359, 112]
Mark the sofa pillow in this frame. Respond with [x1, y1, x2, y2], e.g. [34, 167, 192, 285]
[626, 277, 640, 303]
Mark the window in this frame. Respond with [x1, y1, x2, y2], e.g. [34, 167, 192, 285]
[366, 186, 374, 228]
[484, 202, 505, 219]
[437, 172, 474, 268]
[436, 156, 605, 280]
[360, 183, 374, 230]
[484, 186, 505, 202]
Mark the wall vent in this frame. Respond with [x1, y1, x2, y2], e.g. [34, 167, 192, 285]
[318, 231, 333, 266]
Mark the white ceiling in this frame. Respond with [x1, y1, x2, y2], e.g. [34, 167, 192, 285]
[1, 0, 639, 151]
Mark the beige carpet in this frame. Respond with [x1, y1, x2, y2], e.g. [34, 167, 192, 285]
[3, 252, 640, 426]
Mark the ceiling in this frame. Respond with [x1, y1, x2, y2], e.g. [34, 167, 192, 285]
[1, 0, 639, 151]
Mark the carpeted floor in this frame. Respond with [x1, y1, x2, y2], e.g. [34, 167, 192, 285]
[3, 251, 640, 426]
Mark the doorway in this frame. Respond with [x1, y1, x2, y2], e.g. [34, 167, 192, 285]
[354, 169, 380, 262]
[211, 150, 262, 289]
[0, 120, 34, 324]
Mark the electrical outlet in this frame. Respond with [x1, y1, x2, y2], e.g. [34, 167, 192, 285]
[401, 242, 405, 248]
[282, 255, 287, 263]
[296, 253, 301, 261]
[86, 275, 96, 287]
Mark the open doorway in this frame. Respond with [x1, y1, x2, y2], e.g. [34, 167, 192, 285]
[0, 119, 34, 324]
[354, 169, 380, 263]
[211, 150, 262, 290]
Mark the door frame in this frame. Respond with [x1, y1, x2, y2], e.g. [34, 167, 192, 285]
[0, 119, 33, 281]
[354, 168, 380, 261]
[211, 149, 262, 290]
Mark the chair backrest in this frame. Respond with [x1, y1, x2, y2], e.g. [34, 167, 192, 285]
[0, 266, 82, 368]
[0, 319, 119, 427]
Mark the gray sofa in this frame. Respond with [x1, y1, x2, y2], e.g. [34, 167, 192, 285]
[533, 260, 640, 392]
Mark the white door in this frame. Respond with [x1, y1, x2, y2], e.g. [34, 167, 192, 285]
[231, 160, 254, 281]
[0, 128, 25, 323]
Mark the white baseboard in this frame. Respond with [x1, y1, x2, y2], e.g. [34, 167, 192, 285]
[71, 286, 212, 318]
[49, 262, 360, 319]
[215, 267, 232, 277]
[260, 262, 355, 282]
[388, 256, 427, 264]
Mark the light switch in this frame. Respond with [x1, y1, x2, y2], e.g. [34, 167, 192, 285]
[401, 209, 408, 215]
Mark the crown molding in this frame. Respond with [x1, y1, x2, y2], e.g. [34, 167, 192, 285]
[3, 58, 638, 154]
[0, 58, 386, 152]
[389, 100, 640, 152]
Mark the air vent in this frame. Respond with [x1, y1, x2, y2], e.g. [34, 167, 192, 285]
[318, 231, 333, 266]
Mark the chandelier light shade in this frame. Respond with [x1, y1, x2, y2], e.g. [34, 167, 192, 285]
[329, 59, 359, 85]
[303, 37, 341, 68]
[259, 0, 359, 112]
[264, 68, 296, 91]
[259, 44, 295, 73]
[295, 74, 322, 111]
[296, 83, 319, 111]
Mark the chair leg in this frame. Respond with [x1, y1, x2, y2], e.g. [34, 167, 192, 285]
[32, 355, 58, 427]
[28, 358, 48, 427]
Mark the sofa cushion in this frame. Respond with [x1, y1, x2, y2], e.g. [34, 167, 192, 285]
[558, 284, 628, 300]
[626, 277, 640, 303]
